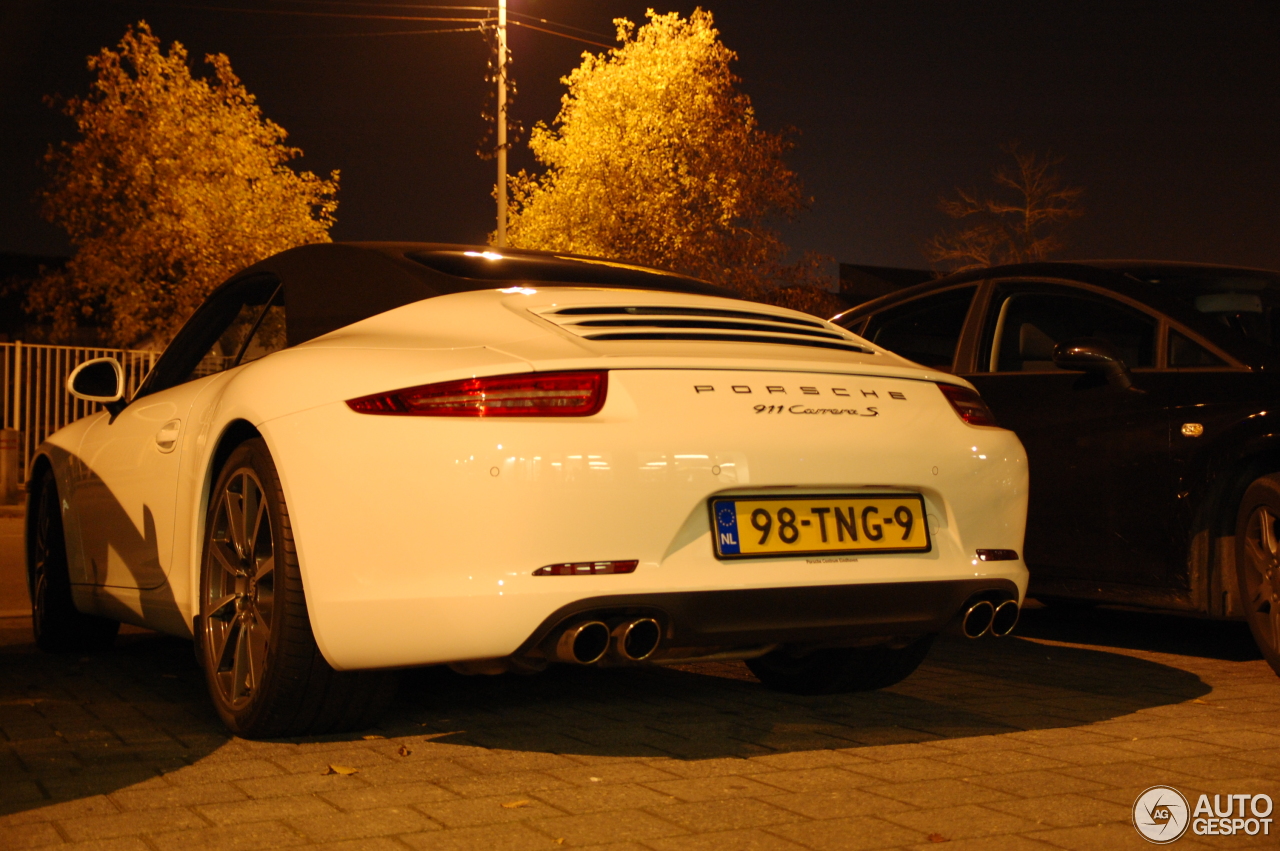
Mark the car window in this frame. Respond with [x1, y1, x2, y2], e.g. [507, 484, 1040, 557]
[186, 304, 266, 380]
[1123, 268, 1280, 350]
[1168, 329, 1227, 367]
[138, 276, 283, 397]
[861, 286, 976, 371]
[181, 279, 283, 383]
[982, 289, 1156, 373]
[237, 289, 287, 367]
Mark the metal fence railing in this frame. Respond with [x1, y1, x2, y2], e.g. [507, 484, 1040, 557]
[1, 342, 160, 484]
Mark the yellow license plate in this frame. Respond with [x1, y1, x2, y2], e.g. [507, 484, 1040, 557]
[710, 494, 930, 558]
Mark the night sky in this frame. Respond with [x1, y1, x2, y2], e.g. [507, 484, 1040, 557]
[2, 1, 1277, 274]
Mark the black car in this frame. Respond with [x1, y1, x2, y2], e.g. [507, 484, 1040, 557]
[833, 260, 1280, 674]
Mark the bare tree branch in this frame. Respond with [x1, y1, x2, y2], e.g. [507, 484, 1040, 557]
[925, 142, 1083, 273]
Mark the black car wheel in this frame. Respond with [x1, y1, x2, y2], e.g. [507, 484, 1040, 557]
[1236, 474, 1280, 675]
[27, 469, 119, 652]
[746, 635, 934, 695]
[199, 439, 396, 737]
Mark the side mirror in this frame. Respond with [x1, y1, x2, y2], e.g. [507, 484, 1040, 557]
[1051, 338, 1142, 392]
[67, 358, 127, 414]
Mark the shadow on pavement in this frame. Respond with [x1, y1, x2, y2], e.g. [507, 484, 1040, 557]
[0, 606, 1217, 817]
[386, 626, 1211, 757]
[1016, 602, 1263, 661]
[0, 625, 228, 817]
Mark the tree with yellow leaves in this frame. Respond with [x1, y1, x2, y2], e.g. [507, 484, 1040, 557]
[507, 9, 819, 298]
[925, 143, 1083, 273]
[33, 22, 338, 347]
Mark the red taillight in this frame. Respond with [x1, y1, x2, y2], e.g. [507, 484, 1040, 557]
[938, 383, 998, 427]
[347, 371, 607, 417]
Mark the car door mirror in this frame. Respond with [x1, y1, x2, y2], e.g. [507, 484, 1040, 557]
[68, 358, 127, 413]
[1052, 338, 1142, 392]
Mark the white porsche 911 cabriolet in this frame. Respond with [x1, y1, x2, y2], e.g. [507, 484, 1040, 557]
[27, 243, 1028, 737]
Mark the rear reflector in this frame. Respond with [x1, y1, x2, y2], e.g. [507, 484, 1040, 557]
[976, 549, 1019, 561]
[347, 371, 607, 417]
[938, 383, 999, 427]
[533, 560, 638, 576]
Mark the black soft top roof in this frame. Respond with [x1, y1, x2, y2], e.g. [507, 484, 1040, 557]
[230, 242, 732, 346]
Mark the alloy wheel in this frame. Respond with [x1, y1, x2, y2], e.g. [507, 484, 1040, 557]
[30, 486, 54, 637]
[203, 468, 276, 709]
[1242, 505, 1280, 657]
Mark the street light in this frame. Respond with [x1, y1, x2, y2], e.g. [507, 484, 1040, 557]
[496, 0, 508, 247]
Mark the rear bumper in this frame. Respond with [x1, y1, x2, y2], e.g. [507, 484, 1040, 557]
[259, 368, 1029, 670]
[518, 577, 1022, 653]
[304, 573, 1025, 670]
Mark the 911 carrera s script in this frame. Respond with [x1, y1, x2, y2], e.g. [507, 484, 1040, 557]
[710, 494, 930, 558]
[754, 404, 879, 416]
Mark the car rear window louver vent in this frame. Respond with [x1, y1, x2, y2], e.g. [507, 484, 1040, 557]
[536, 306, 873, 354]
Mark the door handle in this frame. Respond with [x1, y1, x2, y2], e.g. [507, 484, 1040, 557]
[155, 419, 181, 453]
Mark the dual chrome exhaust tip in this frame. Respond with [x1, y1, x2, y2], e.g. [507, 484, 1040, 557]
[552, 617, 662, 665]
[552, 598, 1016, 663]
[960, 598, 1019, 638]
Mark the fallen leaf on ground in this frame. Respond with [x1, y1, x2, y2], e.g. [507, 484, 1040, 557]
[501, 800, 531, 809]
[928, 834, 949, 843]
[420, 731, 463, 742]
[324, 764, 359, 776]
[398, 745, 412, 757]
[362, 734, 384, 740]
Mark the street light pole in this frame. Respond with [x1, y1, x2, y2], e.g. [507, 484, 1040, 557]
[495, 0, 508, 247]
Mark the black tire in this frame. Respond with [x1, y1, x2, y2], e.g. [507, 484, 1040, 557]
[27, 469, 119, 652]
[198, 439, 396, 737]
[1235, 474, 1280, 676]
[746, 635, 934, 695]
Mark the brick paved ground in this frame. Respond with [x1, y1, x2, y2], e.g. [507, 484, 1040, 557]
[1, 509, 1279, 850]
